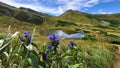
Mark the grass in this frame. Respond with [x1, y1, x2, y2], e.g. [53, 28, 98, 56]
[0, 26, 118, 68]
[0, 2, 120, 67]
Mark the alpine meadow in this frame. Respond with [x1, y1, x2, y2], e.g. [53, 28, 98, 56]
[0, 1, 120, 68]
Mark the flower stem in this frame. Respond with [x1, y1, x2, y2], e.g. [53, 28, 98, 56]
[22, 50, 30, 68]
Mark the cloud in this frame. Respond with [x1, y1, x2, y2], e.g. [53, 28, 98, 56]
[0, 0, 113, 16]
[97, 9, 112, 14]
[0, 0, 64, 15]
[0, 0, 62, 15]
[84, 8, 89, 10]
[57, 0, 99, 10]
[55, 0, 100, 15]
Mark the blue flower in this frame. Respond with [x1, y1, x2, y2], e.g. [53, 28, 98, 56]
[19, 31, 31, 45]
[47, 33, 60, 54]
[45, 49, 49, 54]
[46, 44, 52, 49]
[24, 31, 29, 37]
[70, 40, 74, 45]
[48, 34, 56, 41]
[68, 40, 74, 49]
[27, 37, 31, 44]
[68, 44, 73, 49]
[41, 53, 46, 61]
[19, 36, 25, 42]
[55, 40, 60, 46]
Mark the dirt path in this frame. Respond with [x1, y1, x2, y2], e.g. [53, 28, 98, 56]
[113, 45, 120, 68]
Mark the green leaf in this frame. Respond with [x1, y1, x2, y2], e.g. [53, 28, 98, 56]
[69, 64, 80, 68]
[66, 49, 72, 55]
[27, 55, 39, 68]
[22, 50, 30, 68]
[51, 62, 56, 68]
[0, 38, 12, 54]
[0, 32, 19, 54]
[40, 45, 46, 52]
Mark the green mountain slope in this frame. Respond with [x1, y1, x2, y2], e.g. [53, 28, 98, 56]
[92, 14, 120, 25]
[0, 2, 57, 25]
[0, 2, 120, 45]
[58, 10, 120, 45]
[59, 9, 120, 26]
[0, 1, 120, 28]
[0, 2, 44, 24]
[0, 2, 59, 35]
[59, 10, 100, 25]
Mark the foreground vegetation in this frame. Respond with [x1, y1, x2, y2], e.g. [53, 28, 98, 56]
[0, 27, 117, 68]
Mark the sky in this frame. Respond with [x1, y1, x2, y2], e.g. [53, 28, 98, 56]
[0, 0, 120, 16]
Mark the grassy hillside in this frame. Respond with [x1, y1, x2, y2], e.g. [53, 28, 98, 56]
[59, 10, 100, 25]
[0, 1, 120, 44]
[0, 2, 120, 68]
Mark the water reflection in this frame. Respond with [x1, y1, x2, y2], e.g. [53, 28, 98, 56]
[50, 30, 84, 39]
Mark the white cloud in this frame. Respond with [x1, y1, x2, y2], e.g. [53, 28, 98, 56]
[0, 0, 113, 16]
[0, 0, 63, 15]
[58, 0, 99, 10]
[84, 8, 89, 10]
[0, 0, 64, 15]
[97, 9, 112, 14]
[55, 0, 100, 15]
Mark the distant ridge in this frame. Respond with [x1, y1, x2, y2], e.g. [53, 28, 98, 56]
[0, 1, 120, 27]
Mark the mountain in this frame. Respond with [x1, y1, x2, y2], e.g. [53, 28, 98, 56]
[0, 1, 120, 27]
[59, 10, 100, 25]
[59, 9, 120, 26]
[92, 13, 120, 25]
[0, 1, 120, 39]
[0, 2, 47, 25]
[0, 1, 59, 35]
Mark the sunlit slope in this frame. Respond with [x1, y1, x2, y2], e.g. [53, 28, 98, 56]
[0, 1, 120, 45]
